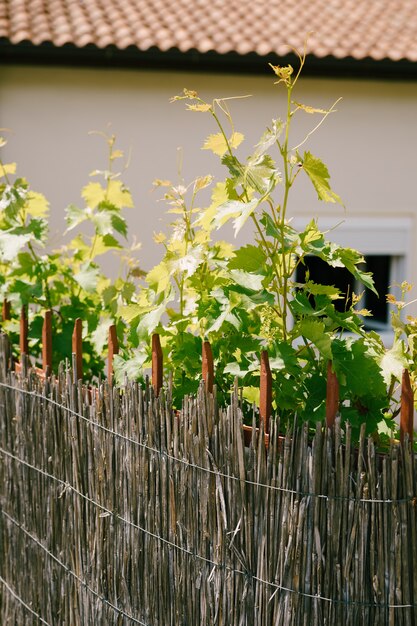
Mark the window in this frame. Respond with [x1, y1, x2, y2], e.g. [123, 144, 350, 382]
[292, 216, 413, 342]
[296, 254, 391, 331]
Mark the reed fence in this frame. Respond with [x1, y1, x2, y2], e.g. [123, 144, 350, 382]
[0, 328, 416, 625]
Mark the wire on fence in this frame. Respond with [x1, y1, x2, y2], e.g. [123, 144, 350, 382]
[0, 380, 414, 505]
[2, 448, 417, 611]
[1, 508, 150, 626]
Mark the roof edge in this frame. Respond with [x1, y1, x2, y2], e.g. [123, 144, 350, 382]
[1, 39, 417, 80]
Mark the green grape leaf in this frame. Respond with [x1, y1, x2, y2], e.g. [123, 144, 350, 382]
[228, 244, 266, 273]
[332, 339, 387, 398]
[243, 154, 281, 194]
[299, 319, 332, 360]
[300, 151, 343, 205]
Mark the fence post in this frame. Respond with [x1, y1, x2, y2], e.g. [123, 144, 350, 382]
[400, 369, 414, 444]
[72, 318, 83, 381]
[42, 310, 52, 373]
[20, 305, 28, 356]
[260, 350, 272, 435]
[2, 298, 10, 321]
[152, 333, 163, 397]
[202, 340, 214, 394]
[108, 324, 119, 383]
[326, 360, 339, 429]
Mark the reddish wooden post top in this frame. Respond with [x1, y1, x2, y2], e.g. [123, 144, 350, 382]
[72, 318, 83, 381]
[400, 369, 414, 445]
[20, 305, 28, 356]
[42, 310, 52, 373]
[108, 324, 119, 382]
[202, 340, 214, 394]
[152, 333, 163, 397]
[260, 350, 272, 435]
[326, 360, 339, 429]
[2, 298, 10, 322]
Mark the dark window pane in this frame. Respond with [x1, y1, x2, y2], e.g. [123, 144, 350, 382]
[296, 257, 355, 313]
[362, 255, 390, 328]
[296, 255, 391, 328]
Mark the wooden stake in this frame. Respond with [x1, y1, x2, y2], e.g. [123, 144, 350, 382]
[108, 324, 119, 383]
[259, 350, 272, 435]
[202, 341, 214, 394]
[326, 360, 339, 429]
[152, 333, 163, 397]
[19, 305, 28, 356]
[72, 318, 83, 381]
[42, 310, 52, 373]
[2, 298, 10, 321]
[400, 369, 414, 444]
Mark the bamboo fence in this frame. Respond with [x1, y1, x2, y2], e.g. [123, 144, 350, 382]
[0, 329, 416, 625]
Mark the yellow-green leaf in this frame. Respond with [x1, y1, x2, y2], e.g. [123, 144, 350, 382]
[107, 180, 134, 208]
[26, 191, 49, 217]
[82, 182, 105, 208]
[202, 132, 244, 157]
[230, 132, 244, 150]
[0, 162, 16, 178]
[146, 261, 171, 294]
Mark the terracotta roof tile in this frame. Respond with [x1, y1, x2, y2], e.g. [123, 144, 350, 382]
[1, 0, 417, 63]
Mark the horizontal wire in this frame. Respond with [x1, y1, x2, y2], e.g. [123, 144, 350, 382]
[0, 379, 414, 505]
[1, 509, 149, 626]
[0, 575, 51, 626]
[2, 446, 417, 610]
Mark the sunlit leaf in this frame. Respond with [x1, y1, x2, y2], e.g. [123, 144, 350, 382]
[229, 269, 264, 291]
[300, 151, 343, 205]
[107, 180, 134, 208]
[74, 264, 100, 293]
[137, 302, 166, 338]
[26, 191, 49, 217]
[0, 163, 16, 178]
[202, 132, 244, 157]
[254, 119, 284, 157]
[82, 182, 105, 209]
[0, 232, 31, 261]
[146, 261, 171, 294]
[213, 198, 258, 235]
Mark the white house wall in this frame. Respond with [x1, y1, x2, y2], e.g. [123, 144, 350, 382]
[0, 64, 416, 316]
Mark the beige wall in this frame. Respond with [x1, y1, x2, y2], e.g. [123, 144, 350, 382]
[0, 64, 416, 315]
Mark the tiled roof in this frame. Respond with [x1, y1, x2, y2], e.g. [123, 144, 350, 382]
[1, 0, 417, 63]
